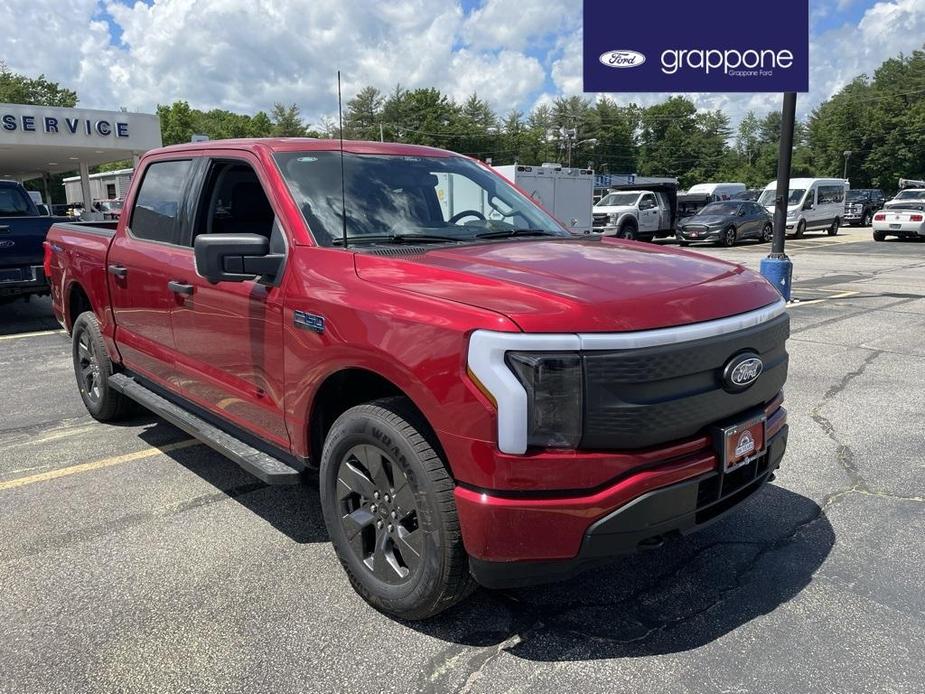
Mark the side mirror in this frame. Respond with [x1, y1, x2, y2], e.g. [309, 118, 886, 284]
[194, 233, 284, 285]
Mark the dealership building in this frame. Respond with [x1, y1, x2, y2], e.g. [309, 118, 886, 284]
[0, 102, 162, 205]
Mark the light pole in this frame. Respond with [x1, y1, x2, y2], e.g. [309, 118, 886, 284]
[760, 92, 797, 302]
[843, 150, 852, 180]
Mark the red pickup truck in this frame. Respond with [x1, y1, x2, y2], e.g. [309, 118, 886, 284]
[46, 138, 789, 619]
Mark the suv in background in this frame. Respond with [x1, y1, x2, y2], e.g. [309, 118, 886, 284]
[844, 189, 885, 227]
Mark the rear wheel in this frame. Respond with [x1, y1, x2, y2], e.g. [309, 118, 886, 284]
[827, 217, 840, 236]
[320, 397, 475, 620]
[873, 230, 886, 242]
[71, 311, 132, 421]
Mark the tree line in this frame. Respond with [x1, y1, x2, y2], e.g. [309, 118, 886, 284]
[2, 47, 923, 199]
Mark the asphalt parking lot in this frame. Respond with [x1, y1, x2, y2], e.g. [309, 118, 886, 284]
[1, 225, 923, 693]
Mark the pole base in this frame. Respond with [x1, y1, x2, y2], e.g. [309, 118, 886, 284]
[760, 255, 793, 301]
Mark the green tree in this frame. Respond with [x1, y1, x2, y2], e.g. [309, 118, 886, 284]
[0, 62, 77, 106]
[344, 86, 384, 140]
[270, 103, 308, 137]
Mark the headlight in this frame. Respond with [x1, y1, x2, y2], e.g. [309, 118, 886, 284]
[608, 213, 619, 225]
[506, 352, 582, 448]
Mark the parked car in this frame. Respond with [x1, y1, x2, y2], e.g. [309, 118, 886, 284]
[758, 178, 847, 238]
[873, 187, 925, 241]
[733, 189, 764, 202]
[592, 183, 678, 241]
[843, 189, 885, 227]
[0, 180, 69, 303]
[46, 138, 789, 620]
[677, 200, 773, 247]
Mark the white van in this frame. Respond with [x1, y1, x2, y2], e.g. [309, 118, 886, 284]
[759, 178, 848, 238]
[686, 183, 747, 201]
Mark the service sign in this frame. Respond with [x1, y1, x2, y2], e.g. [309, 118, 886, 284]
[583, 0, 809, 93]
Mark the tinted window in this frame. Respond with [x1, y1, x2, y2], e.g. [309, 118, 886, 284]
[0, 186, 33, 216]
[130, 160, 192, 244]
[818, 185, 845, 204]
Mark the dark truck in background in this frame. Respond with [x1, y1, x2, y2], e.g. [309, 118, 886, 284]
[0, 180, 69, 303]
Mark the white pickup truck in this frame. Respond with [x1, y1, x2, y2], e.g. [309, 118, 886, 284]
[591, 184, 678, 241]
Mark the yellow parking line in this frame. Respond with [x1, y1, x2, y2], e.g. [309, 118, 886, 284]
[0, 439, 200, 491]
[0, 329, 65, 341]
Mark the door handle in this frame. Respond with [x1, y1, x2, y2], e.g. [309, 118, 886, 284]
[108, 264, 127, 278]
[167, 280, 194, 295]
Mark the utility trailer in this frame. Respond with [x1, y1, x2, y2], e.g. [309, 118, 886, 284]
[493, 164, 595, 233]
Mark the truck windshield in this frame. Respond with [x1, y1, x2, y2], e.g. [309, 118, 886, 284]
[758, 188, 806, 207]
[274, 151, 568, 246]
[596, 193, 640, 207]
[846, 190, 869, 201]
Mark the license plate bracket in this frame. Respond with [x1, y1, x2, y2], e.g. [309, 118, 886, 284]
[713, 412, 767, 474]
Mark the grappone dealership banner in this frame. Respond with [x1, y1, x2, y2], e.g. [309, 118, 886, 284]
[583, 0, 809, 93]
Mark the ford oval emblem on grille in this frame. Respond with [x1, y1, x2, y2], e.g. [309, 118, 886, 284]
[723, 352, 763, 392]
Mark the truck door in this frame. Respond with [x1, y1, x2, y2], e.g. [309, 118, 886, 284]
[168, 156, 290, 450]
[107, 158, 194, 387]
[638, 193, 660, 232]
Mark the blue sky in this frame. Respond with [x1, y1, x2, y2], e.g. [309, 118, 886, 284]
[4, 0, 923, 129]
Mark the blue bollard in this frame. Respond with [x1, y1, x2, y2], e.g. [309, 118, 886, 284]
[760, 255, 793, 301]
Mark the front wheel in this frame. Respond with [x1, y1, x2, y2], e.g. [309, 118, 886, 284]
[71, 311, 132, 421]
[618, 222, 638, 241]
[761, 223, 773, 243]
[320, 397, 475, 620]
[794, 220, 806, 239]
[719, 226, 737, 247]
[827, 217, 840, 236]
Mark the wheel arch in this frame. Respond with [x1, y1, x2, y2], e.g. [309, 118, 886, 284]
[65, 281, 92, 332]
[307, 367, 449, 474]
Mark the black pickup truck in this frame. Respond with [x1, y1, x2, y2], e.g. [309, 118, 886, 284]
[843, 189, 885, 227]
[0, 180, 68, 303]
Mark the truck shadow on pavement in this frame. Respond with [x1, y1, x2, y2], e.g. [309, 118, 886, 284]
[0, 296, 60, 335]
[137, 423, 329, 545]
[414, 484, 834, 662]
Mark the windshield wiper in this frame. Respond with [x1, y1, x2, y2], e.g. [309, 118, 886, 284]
[333, 233, 464, 246]
[474, 228, 562, 239]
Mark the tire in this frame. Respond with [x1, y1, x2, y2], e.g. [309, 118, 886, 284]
[873, 231, 886, 242]
[795, 220, 806, 239]
[618, 221, 638, 241]
[320, 397, 475, 620]
[719, 226, 737, 247]
[827, 217, 840, 236]
[760, 223, 773, 243]
[862, 211, 872, 227]
[71, 311, 132, 421]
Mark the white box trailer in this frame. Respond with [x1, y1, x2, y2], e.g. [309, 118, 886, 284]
[493, 164, 595, 233]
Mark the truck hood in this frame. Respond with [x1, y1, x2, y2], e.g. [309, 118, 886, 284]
[354, 238, 782, 332]
[593, 205, 636, 216]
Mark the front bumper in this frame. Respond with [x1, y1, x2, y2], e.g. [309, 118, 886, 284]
[462, 418, 787, 589]
[677, 227, 721, 241]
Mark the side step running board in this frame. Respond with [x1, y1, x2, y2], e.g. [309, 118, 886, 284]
[109, 373, 301, 485]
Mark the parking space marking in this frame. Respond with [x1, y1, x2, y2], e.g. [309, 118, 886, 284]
[0, 329, 65, 341]
[789, 290, 859, 307]
[0, 439, 200, 492]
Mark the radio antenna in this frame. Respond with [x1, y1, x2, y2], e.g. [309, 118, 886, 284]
[337, 70, 348, 249]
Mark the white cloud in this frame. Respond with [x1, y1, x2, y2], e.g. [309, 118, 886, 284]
[0, 0, 923, 133]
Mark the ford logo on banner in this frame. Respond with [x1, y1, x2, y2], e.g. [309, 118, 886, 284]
[583, 0, 809, 93]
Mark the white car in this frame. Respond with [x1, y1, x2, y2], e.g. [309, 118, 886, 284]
[873, 198, 925, 241]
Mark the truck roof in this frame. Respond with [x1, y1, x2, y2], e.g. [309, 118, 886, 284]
[156, 137, 456, 158]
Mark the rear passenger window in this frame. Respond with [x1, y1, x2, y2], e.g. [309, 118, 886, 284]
[130, 160, 192, 244]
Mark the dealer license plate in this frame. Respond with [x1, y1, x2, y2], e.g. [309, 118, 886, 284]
[714, 413, 766, 473]
[890, 223, 902, 229]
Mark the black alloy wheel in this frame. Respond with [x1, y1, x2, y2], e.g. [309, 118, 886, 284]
[336, 443, 422, 585]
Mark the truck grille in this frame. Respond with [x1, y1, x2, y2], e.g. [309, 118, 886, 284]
[593, 213, 609, 228]
[581, 313, 789, 450]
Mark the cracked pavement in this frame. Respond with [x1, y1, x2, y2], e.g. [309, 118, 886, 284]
[0, 227, 923, 693]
